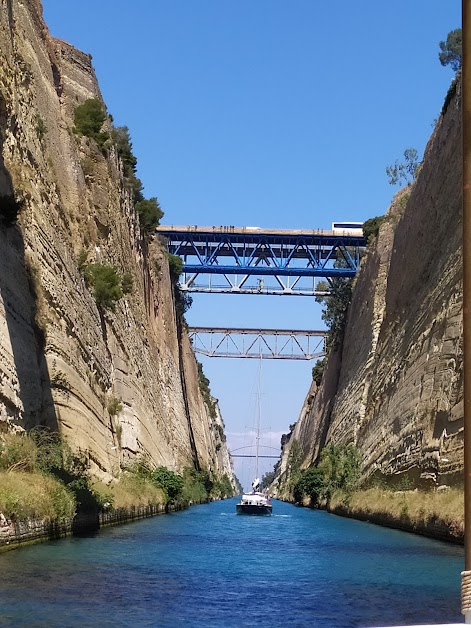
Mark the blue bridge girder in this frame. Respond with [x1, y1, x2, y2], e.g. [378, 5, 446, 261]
[156, 225, 366, 296]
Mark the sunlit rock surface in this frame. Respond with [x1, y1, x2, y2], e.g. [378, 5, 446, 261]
[0, 0, 235, 487]
[278, 79, 462, 490]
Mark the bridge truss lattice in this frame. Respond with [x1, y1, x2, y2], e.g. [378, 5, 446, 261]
[188, 327, 327, 360]
[156, 225, 366, 297]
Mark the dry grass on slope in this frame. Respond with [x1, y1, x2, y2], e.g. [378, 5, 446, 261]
[0, 471, 76, 521]
[330, 487, 464, 541]
[92, 476, 166, 510]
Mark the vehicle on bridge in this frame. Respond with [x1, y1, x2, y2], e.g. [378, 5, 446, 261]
[331, 221, 364, 235]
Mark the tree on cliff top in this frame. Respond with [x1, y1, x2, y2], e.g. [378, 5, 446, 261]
[439, 28, 462, 72]
[386, 148, 420, 186]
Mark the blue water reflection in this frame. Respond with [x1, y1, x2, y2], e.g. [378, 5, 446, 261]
[0, 498, 463, 627]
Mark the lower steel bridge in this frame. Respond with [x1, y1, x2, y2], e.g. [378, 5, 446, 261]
[188, 327, 327, 360]
[156, 224, 366, 297]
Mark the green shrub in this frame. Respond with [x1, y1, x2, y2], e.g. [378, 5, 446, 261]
[214, 423, 226, 442]
[363, 215, 385, 243]
[312, 358, 326, 386]
[107, 397, 123, 417]
[167, 254, 192, 317]
[151, 467, 184, 503]
[181, 467, 210, 503]
[315, 277, 353, 352]
[0, 433, 37, 472]
[386, 148, 420, 186]
[35, 115, 47, 142]
[0, 428, 106, 518]
[293, 444, 362, 506]
[318, 443, 361, 504]
[29, 428, 66, 474]
[111, 126, 144, 201]
[74, 98, 109, 148]
[135, 197, 164, 233]
[211, 474, 233, 499]
[112, 126, 137, 178]
[167, 253, 183, 282]
[83, 263, 123, 311]
[260, 470, 276, 490]
[438, 28, 462, 72]
[294, 467, 324, 504]
[197, 361, 217, 419]
[95, 475, 165, 509]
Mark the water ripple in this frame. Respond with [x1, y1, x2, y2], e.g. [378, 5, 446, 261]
[0, 498, 463, 627]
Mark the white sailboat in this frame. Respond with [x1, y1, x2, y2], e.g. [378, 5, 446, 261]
[236, 359, 272, 515]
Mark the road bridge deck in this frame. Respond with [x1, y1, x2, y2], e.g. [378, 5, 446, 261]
[156, 224, 366, 295]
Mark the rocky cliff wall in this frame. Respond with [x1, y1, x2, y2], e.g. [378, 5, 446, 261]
[0, 0, 235, 485]
[278, 79, 462, 490]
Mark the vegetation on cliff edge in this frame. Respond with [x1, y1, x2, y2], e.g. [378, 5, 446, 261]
[0, 431, 236, 523]
[0, 431, 101, 521]
[196, 360, 217, 419]
[438, 28, 462, 72]
[286, 442, 463, 540]
[74, 99, 164, 234]
[315, 276, 353, 352]
[167, 253, 192, 319]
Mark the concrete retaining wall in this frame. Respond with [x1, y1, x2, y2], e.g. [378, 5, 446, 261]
[0, 503, 170, 552]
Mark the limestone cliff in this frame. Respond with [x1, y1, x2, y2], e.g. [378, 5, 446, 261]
[0, 0, 236, 487]
[277, 79, 462, 491]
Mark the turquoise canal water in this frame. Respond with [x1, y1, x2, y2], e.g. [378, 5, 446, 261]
[0, 498, 464, 627]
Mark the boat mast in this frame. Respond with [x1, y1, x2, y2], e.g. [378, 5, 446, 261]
[255, 355, 262, 479]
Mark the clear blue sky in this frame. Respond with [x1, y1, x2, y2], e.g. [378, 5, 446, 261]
[42, 0, 461, 489]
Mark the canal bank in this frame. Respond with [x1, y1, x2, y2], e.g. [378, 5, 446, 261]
[327, 502, 464, 545]
[0, 502, 183, 553]
[288, 486, 464, 545]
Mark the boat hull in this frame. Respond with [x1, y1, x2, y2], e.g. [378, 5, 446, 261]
[236, 503, 272, 515]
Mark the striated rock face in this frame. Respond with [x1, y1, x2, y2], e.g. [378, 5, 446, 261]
[278, 80, 462, 490]
[0, 0, 235, 486]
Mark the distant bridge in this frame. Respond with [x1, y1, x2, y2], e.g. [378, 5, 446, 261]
[188, 327, 327, 360]
[156, 224, 366, 296]
[230, 445, 280, 460]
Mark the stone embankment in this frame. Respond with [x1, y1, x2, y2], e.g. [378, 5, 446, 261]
[327, 503, 463, 545]
[0, 504, 177, 553]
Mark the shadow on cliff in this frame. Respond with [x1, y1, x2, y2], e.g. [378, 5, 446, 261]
[0, 93, 58, 431]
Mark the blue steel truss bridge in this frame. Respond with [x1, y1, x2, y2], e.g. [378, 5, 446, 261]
[188, 327, 327, 360]
[156, 224, 366, 297]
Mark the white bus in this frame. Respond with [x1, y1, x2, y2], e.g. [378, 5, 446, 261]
[331, 221, 364, 235]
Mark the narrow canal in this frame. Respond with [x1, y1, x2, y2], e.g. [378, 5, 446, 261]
[0, 498, 463, 627]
